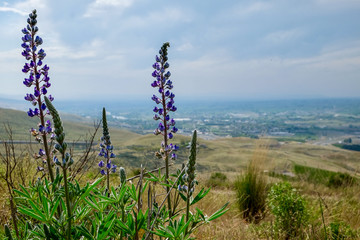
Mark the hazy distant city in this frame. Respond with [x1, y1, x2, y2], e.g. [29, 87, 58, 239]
[3, 98, 358, 144]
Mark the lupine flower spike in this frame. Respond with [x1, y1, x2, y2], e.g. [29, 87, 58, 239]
[185, 130, 198, 222]
[44, 96, 73, 239]
[21, 9, 55, 181]
[99, 108, 117, 192]
[151, 42, 179, 215]
[119, 167, 126, 186]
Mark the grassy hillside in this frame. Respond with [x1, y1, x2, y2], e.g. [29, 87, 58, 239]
[2, 107, 359, 177]
[0, 108, 140, 143]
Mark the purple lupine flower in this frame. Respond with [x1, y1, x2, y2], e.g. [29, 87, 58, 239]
[151, 42, 179, 163]
[38, 125, 45, 133]
[48, 95, 54, 101]
[98, 107, 117, 178]
[27, 108, 35, 117]
[98, 160, 105, 168]
[22, 10, 55, 176]
[169, 118, 176, 126]
[168, 133, 173, 139]
[37, 166, 44, 171]
[39, 149, 45, 156]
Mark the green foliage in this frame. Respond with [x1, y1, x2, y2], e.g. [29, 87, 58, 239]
[328, 221, 358, 240]
[333, 143, 360, 152]
[206, 172, 229, 188]
[4, 224, 13, 240]
[234, 164, 267, 223]
[328, 172, 355, 188]
[294, 164, 356, 188]
[267, 182, 309, 239]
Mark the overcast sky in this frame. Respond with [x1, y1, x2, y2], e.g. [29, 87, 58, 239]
[1, 0, 360, 101]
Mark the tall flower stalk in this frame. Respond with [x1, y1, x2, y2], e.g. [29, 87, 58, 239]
[21, 9, 55, 182]
[151, 42, 179, 215]
[184, 130, 197, 223]
[45, 96, 73, 240]
[98, 107, 117, 192]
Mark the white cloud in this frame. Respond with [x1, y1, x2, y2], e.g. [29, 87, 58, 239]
[45, 37, 100, 60]
[13, 0, 48, 13]
[171, 42, 360, 98]
[83, 0, 134, 17]
[121, 7, 192, 29]
[0, 6, 27, 15]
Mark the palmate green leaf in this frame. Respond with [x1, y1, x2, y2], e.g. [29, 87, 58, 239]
[141, 181, 149, 195]
[146, 172, 160, 182]
[18, 206, 47, 222]
[14, 184, 31, 199]
[136, 209, 149, 230]
[127, 211, 135, 230]
[78, 177, 104, 202]
[28, 199, 46, 217]
[23, 221, 33, 240]
[4, 224, 13, 240]
[76, 226, 94, 240]
[85, 198, 101, 211]
[97, 194, 116, 204]
[115, 212, 136, 236]
[207, 202, 230, 221]
[160, 182, 172, 188]
[50, 197, 61, 219]
[195, 208, 205, 220]
[179, 191, 187, 202]
[190, 188, 210, 206]
[43, 224, 51, 240]
[74, 204, 92, 222]
[153, 215, 193, 240]
[98, 213, 116, 240]
[128, 184, 137, 201]
[41, 195, 50, 218]
[115, 219, 132, 235]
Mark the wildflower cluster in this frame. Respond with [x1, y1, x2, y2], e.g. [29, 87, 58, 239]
[151, 42, 179, 161]
[98, 108, 117, 176]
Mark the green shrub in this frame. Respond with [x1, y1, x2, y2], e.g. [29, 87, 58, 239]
[234, 164, 267, 223]
[329, 221, 358, 240]
[328, 173, 355, 188]
[267, 182, 309, 239]
[206, 172, 228, 188]
[294, 164, 357, 188]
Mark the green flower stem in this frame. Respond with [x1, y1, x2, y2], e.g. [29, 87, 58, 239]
[63, 166, 71, 240]
[44, 96, 72, 239]
[161, 73, 172, 217]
